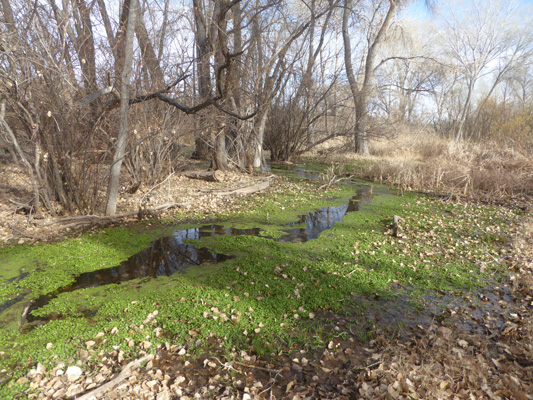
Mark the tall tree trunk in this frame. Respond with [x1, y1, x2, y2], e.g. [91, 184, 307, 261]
[1, 0, 16, 34]
[192, 0, 212, 99]
[212, 0, 232, 170]
[73, 0, 97, 92]
[133, 0, 165, 89]
[191, 0, 212, 160]
[114, 0, 132, 81]
[343, 0, 396, 155]
[253, 110, 269, 169]
[105, 0, 137, 215]
[342, 0, 361, 153]
[96, 0, 116, 58]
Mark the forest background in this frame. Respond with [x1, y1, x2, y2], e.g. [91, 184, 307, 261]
[1, 0, 532, 218]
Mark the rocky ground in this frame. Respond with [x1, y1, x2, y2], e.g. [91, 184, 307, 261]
[2, 162, 533, 399]
[16, 290, 533, 399]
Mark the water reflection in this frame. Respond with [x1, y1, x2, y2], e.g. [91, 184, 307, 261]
[63, 229, 231, 291]
[21, 185, 373, 325]
[278, 187, 372, 242]
[28, 187, 372, 297]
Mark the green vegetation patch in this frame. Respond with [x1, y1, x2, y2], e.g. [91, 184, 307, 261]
[0, 225, 171, 325]
[0, 176, 519, 395]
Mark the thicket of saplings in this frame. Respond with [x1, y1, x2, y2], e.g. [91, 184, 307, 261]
[2, 78, 532, 217]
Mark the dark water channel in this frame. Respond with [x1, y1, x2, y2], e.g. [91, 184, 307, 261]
[270, 163, 321, 180]
[21, 186, 373, 325]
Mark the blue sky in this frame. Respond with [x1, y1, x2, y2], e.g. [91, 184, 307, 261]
[400, 0, 533, 21]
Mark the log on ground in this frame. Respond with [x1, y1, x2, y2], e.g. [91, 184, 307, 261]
[181, 170, 225, 182]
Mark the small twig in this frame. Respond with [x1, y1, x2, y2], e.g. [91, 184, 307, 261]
[365, 360, 381, 369]
[487, 253, 501, 264]
[233, 361, 282, 374]
[212, 357, 238, 372]
[212, 357, 282, 374]
[76, 354, 154, 400]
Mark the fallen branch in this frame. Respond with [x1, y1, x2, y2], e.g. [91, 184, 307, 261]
[182, 170, 225, 182]
[8, 198, 33, 214]
[75, 354, 154, 400]
[233, 360, 282, 374]
[36, 202, 189, 227]
[207, 180, 271, 196]
[198, 175, 276, 193]
[6, 223, 45, 241]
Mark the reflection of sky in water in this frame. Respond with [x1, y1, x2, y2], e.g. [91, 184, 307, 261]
[23, 186, 373, 321]
[56, 230, 225, 292]
[51, 188, 372, 290]
[278, 203, 350, 242]
[277, 188, 371, 242]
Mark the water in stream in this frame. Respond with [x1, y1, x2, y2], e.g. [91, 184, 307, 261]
[19, 185, 373, 324]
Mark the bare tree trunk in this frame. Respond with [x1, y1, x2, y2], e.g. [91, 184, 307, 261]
[1, 0, 16, 34]
[342, 0, 362, 153]
[0, 100, 41, 213]
[114, 0, 131, 81]
[253, 110, 268, 168]
[105, 0, 138, 216]
[191, 0, 213, 160]
[73, 0, 97, 92]
[133, 0, 164, 89]
[214, 127, 228, 170]
[96, 0, 116, 58]
[157, 0, 170, 63]
[193, 0, 212, 100]
[343, 0, 396, 156]
[455, 78, 475, 141]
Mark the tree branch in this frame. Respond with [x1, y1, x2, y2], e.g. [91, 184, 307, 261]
[374, 56, 448, 72]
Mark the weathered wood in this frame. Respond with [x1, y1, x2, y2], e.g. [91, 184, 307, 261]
[209, 180, 271, 196]
[392, 215, 402, 237]
[76, 354, 154, 400]
[182, 170, 225, 182]
[36, 202, 188, 227]
[198, 175, 275, 193]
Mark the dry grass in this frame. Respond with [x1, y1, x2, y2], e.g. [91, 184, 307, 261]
[311, 127, 533, 206]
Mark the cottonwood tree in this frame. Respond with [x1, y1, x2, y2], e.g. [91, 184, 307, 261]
[373, 22, 438, 124]
[435, 0, 531, 141]
[105, 0, 138, 216]
[343, 0, 399, 155]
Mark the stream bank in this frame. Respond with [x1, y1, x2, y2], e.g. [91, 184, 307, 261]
[0, 165, 528, 399]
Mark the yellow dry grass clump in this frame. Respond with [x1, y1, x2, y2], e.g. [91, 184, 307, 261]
[355, 129, 533, 205]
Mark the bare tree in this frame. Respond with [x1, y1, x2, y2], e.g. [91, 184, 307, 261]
[343, 0, 398, 155]
[436, 0, 528, 140]
[105, 0, 138, 215]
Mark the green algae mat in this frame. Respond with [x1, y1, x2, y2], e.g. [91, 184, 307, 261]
[0, 178, 518, 397]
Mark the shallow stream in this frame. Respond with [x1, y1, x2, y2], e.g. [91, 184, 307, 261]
[9, 166, 376, 327]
